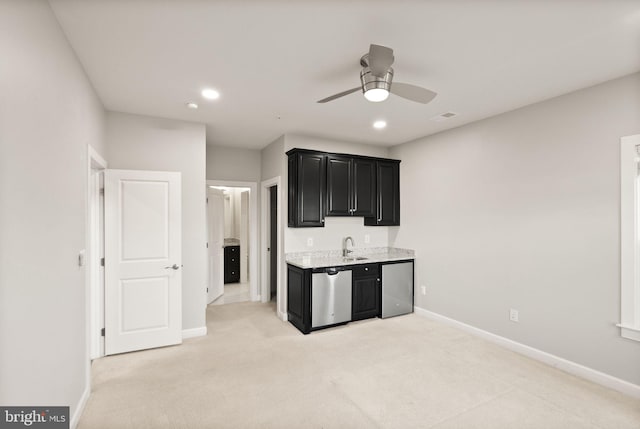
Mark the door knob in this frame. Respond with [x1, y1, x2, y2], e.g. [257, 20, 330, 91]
[165, 264, 180, 270]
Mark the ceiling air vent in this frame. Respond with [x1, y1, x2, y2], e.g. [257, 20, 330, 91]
[430, 111, 458, 122]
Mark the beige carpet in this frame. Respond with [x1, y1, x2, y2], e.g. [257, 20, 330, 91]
[78, 302, 640, 428]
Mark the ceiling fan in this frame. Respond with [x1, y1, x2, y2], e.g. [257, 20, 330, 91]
[317, 44, 437, 104]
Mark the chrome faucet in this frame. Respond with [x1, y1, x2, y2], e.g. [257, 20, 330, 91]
[342, 236, 355, 257]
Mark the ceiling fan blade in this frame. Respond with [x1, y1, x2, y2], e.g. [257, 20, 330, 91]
[317, 87, 361, 103]
[390, 82, 437, 104]
[368, 44, 394, 77]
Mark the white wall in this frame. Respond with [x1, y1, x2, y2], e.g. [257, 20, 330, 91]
[0, 0, 105, 422]
[261, 135, 286, 182]
[207, 145, 261, 181]
[283, 134, 389, 158]
[106, 112, 207, 331]
[390, 72, 640, 385]
[283, 134, 392, 253]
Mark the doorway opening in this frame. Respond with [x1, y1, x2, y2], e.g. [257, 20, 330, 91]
[87, 145, 106, 361]
[206, 180, 259, 306]
[268, 185, 278, 302]
[261, 177, 285, 320]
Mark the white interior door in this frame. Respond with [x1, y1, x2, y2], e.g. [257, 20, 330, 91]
[104, 169, 182, 355]
[240, 190, 249, 283]
[207, 188, 224, 303]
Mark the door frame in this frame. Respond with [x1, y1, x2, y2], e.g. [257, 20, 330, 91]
[206, 180, 259, 301]
[86, 144, 107, 363]
[261, 176, 285, 320]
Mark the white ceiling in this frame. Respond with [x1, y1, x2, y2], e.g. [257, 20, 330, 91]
[49, 0, 640, 150]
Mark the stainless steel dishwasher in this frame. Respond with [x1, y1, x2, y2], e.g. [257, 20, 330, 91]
[311, 267, 352, 328]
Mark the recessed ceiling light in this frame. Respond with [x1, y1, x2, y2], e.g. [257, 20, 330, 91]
[373, 120, 387, 129]
[186, 102, 198, 109]
[201, 88, 220, 100]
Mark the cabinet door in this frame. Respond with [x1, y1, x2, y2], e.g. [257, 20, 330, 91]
[366, 160, 400, 226]
[287, 264, 311, 334]
[326, 156, 352, 216]
[288, 151, 326, 227]
[352, 158, 376, 217]
[224, 246, 240, 284]
[352, 277, 380, 321]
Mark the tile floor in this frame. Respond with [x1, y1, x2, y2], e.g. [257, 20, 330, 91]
[210, 282, 250, 305]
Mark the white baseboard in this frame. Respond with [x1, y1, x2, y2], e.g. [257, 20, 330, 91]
[182, 326, 207, 339]
[414, 307, 640, 399]
[70, 384, 90, 429]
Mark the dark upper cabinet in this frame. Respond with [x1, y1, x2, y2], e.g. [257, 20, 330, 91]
[288, 149, 326, 227]
[326, 156, 376, 217]
[365, 160, 400, 226]
[326, 156, 351, 216]
[288, 148, 399, 227]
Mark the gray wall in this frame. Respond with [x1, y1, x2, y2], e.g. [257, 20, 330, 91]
[106, 112, 207, 331]
[206, 145, 261, 181]
[0, 0, 106, 421]
[261, 135, 286, 182]
[390, 72, 640, 385]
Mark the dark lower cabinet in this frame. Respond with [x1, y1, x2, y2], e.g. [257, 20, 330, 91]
[352, 264, 380, 321]
[287, 264, 311, 333]
[288, 260, 413, 334]
[224, 245, 240, 284]
[288, 262, 386, 334]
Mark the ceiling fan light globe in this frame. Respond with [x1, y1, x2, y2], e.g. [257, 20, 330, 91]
[364, 88, 389, 102]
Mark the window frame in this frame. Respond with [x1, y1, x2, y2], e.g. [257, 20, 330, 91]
[619, 134, 640, 341]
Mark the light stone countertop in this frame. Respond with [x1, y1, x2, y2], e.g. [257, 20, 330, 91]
[285, 247, 414, 269]
[223, 238, 240, 247]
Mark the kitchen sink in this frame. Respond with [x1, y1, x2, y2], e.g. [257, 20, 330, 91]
[342, 256, 368, 262]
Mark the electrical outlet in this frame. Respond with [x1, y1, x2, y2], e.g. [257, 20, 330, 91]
[364, 234, 370, 244]
[306, 237, 313, 247]
[421, 285, 426, 295]
[509, 308, 519, 322]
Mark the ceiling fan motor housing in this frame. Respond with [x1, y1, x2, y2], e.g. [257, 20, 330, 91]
[360, 67, 394, 94]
